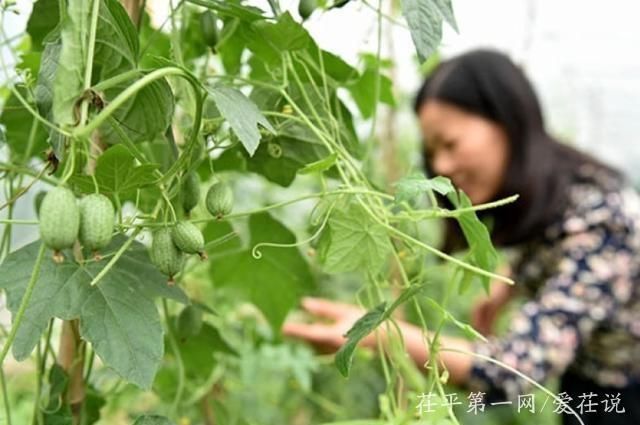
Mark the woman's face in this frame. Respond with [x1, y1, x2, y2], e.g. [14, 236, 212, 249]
[418, 100, 510, 205]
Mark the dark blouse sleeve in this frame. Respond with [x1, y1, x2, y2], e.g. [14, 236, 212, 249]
[465, 200, 636, 402]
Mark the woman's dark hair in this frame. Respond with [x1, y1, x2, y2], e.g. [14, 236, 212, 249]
[414, 49, 622, 250]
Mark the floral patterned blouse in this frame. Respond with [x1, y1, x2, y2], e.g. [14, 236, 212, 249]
[466, 164, 640, 402]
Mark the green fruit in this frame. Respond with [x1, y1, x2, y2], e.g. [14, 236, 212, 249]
[150, 228, 184, 283]
[189, 138, 205, 165]
[39, 187, 80, 257]
[298, 0, 317, 20]
[200, 10, 219, 50]
[182, 172, 201, 214]
[172, 221, 206, 258]
[175, 305, 203, 340]
[206, 181, 234, 218]
[79, 194, 115, 253]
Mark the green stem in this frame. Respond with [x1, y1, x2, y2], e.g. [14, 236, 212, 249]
[361, 0, 409, 28]
[162, 299, 185, 418]
[393, 194, 520, 221]
[0, 219, 39, 225]
[77, 0, 101, 128]
[363, 0, 383, 168]
[0, 366, 11, 425]
[190, 188, 393, 224]
[0, 163, 59, 186]
[380, 218, 513, 284]
[91, 69, 141, 92]
[88, 228, 141, 286]
[0, 243, 46, 366]
[31, 342, 42, 425]
[73, 67, 198, 139]
[440, 347, 587, 425]
[251, 201, 335, 258]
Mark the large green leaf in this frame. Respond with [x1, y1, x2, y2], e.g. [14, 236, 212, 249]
[347, 68, 396, 119]
[155, 322, 235, 400]
[92, 0, 139, 79]
[208, 86, 275, 156]
[209, 213, 314, 331]
[217, 18, 245, 74]
[26, 0, 61, 51]
[318, 201, 392, 274]
[52, 0, 88, 117]
[447, 190, 499, 293]
[214, 135, 330, 187]
[433, 0, 458, 32]
[53, 0, 139, 126]
[35, 34, 66, 158]
[401, 0, 445, 63]
[253, 12, 311, 52]
[71, 144, 159, 201]
[304, 43, 360, 85]
[98, 73, 175, 145]
[0, 237, 187, 389]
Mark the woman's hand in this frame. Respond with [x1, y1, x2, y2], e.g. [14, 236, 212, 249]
[470, 280, 515, 336]
[283, 296, 475, 385]
[282, 297, 377, 353]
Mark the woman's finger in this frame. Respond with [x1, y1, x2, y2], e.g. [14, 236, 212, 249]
[282, 322, 337, 344]
[300, 296, 362, 319]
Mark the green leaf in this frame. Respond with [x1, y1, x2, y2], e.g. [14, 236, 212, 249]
[253, 12, 311, 52]
[208, 86, 275, 156]
[26, 0, 61, 51]
[447, 190, 499, 293]
[335, 302, 386, 377]
[71, 145, 159, 200]
[394, 174, 454, 204]
[92, 0, 140, 77]
[214, 134, 330, 187]
[53, 0, 139, 126]
[347, 68, 395, 119]
[335, 284, 427, 377]
[36, 34, 67, 158]
[180, 6, 209, 62]
[132, 416, 176, 425]
[433, 0, 458, 32]
[217, 18, 245, 74]
[210, 213, 314, 331]
[79, 276, 169, 389]
[287, 83, 362, 158]
[98, 73, 174, 145]
[0, 237, 187, 389]
[83, 388, 106, 425]
[139, 13, 172, 68]
[401, 0, 443, 63]
[424, 297, 486, 342]
[305, 44, 359, 84]
[174, 323, 235, 383]
[0, 90, 48, 159]
[318, 202, 392, 274]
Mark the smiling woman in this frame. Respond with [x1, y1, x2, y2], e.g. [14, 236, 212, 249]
[418, 101, 510, 205]
[284, 49, 640, 425]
